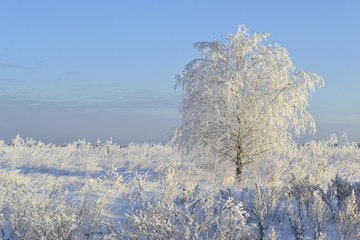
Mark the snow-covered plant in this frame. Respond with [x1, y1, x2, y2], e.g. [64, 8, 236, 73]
[250, 183, 283, 240]
[266, 226, 279, 240]
[122, 184, 254, 239]
[336, 190, 360, 240]
[175, 25, 324, 181]
[289, 134, 359, 187]
[289, 175, 319, 212]
[287, 175, 319, 240]
[287, 176, 331, 239]
[216, 195, 253, 240]
[288, 206, 307, 240]
[322, 174, 358, 218]
[306, 190, 332, 240]
[0, 170, 105, 240]
[329, 174, 353, 210]
[127, 171, 153, 211]
[290, 141, 335, 186]
[353, 182, 360, 210]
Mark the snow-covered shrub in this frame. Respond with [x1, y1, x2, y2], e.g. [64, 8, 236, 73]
[329, 174, 353, 211]
[249, 183, 283, 240]
[336, 190, 360, 240]
[0, 170, 105, 240]
[289, 175, 319, 211]
[266, 226, 279, 240]
[288, 205, 307, 240]
[291, 135, 360, 187]
[287, 175, 319, 240]
[306, 190, 332, 240]
[120, 184, 254, 239]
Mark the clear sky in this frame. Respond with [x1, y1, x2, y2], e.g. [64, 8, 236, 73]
[0, 0, 359, 145]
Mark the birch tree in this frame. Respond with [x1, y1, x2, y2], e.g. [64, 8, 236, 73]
[175, 25, 324, 181]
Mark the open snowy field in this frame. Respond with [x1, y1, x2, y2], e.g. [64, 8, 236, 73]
[0, 135, 359, 239]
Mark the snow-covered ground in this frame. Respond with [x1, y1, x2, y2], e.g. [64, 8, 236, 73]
[0, 135, 359, 239]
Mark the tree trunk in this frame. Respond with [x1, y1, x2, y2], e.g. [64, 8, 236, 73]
[235, 151, 243, 182]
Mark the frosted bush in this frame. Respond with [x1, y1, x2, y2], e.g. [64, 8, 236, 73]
[0, 170, 105, 239]
[336, 190, 360, 239]
[119, 182, 254, 239]
[306, 191, 332, 240]
[249, 183, 283, 240]
[123, 189, 254, 239]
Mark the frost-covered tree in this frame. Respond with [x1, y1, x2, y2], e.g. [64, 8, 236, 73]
[175, 25, 324, 181]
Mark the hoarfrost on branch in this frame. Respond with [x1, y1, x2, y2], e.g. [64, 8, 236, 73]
[175, 25, 324, 181]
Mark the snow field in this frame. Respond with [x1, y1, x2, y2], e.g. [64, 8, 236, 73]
[0, 135, 359, 239]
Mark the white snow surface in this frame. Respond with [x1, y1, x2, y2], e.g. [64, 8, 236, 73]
[0, 135, 359, 239]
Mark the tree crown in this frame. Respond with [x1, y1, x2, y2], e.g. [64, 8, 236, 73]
[175, 25, 324, 165]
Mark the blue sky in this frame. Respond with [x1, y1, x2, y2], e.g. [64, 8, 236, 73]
[0, 0, 359, 144]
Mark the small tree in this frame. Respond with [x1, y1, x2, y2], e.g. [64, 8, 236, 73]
[175, 25, 323, 181]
